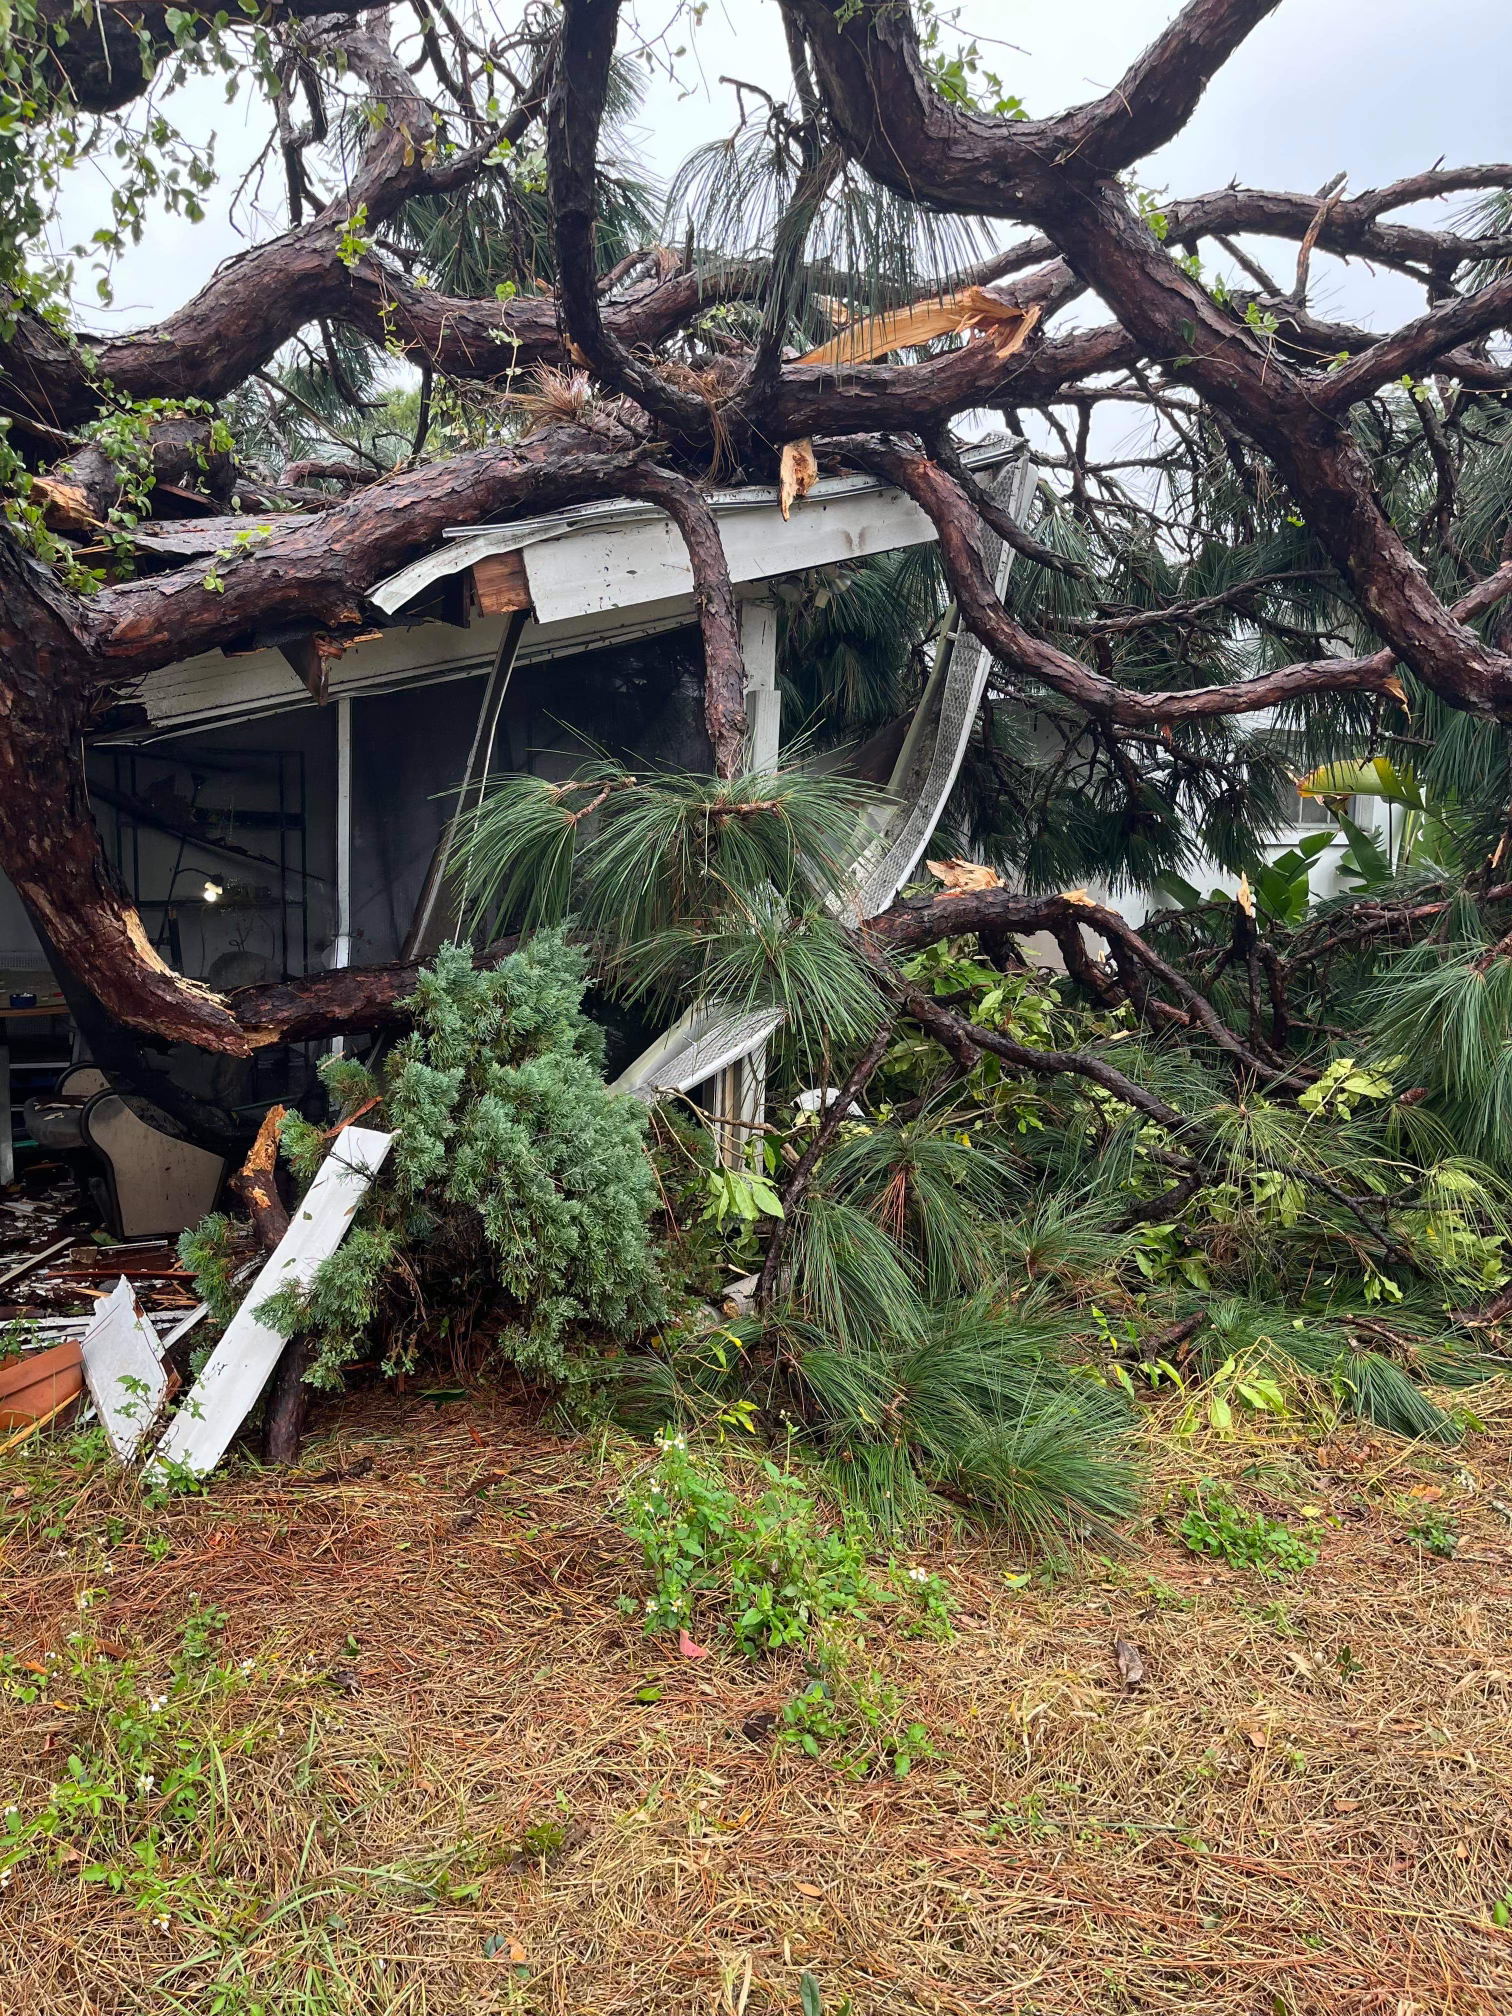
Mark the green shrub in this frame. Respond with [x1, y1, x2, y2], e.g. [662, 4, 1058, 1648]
[186, 935, 666, 1393]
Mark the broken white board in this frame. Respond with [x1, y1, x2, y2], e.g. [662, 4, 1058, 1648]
[80, 1275, 169, 1463]
[611, 1001, 784, 1102]
[147, 1127, 392, 1481]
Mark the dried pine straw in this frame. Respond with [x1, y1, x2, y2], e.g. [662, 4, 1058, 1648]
[3, 1379, 1511, 2014]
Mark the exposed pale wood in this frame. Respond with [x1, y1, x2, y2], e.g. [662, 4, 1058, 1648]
[147, 1126, 392, 1480]
[79, 1275, 169, 1462]
[229, 1104, 290, 1252]
[778, 440, 818, 519]
[796, 292, 1039, 368]
[471, 549, 533, 615]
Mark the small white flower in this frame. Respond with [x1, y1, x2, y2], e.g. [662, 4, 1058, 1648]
[0, 1868, 12, 1888]
[907, 1566, 929, 1583]
[154, 1914, 171, 1933]
[136, 1773, 156, 1796]
[4, 1806, 17, 1819]
[239, 1660, 254, 1674]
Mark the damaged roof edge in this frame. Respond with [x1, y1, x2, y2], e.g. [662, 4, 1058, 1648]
[369, 435, 1023, 620]
[101, 437, 1027, 741]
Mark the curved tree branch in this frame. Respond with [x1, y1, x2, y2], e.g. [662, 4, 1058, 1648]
[612, 464, 748, 775]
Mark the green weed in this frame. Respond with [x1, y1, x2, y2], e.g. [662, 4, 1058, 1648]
[779, 1669, 935, 1779]
[1178, 1485, 1319, 1576]
[1407, 1511, 1459, 1558]
[623, 1432, 941, 1655]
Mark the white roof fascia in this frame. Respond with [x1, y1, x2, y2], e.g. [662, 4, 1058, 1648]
[371, 437, 1019, 621]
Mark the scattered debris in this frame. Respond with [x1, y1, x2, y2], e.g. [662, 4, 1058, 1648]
[0, 1336, 83, 1431]
[0, 1235, 75, 1301]
[149, 1128, 392, 1481]
[79, 1276, 171, 1462]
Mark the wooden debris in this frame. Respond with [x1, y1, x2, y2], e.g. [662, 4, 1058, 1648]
[796, 291, 1040, 369]
[778, 440, 819, 520]
[926, 857, 1004, 895]
[230, 1104, 291, 1254]
[148, 1128, 392, 1481]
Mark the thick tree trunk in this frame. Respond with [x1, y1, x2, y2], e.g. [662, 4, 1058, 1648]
[0, 535, 250, 1052]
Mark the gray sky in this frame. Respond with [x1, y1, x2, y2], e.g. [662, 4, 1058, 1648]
[56, 0, 1512, 337]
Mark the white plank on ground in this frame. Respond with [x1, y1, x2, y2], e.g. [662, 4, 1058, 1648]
[80, 1275, 168, 1462]
[147, 1128, 392, 1481]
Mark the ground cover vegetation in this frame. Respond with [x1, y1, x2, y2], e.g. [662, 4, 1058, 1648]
[3, 1388, 1512, 2012]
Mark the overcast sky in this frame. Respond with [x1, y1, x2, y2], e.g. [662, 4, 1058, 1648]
[56, 0, 1512, 337]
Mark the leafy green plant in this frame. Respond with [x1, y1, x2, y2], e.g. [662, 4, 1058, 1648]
[1178, 1485, 1319, 1576]
[623, 1432, 882, 1654]
[1406, 1511, 1459, 1558]
[0, 1602, 249, 1915]
[779, 1669, 935, 1779]
[518, 1815, 569, 1861]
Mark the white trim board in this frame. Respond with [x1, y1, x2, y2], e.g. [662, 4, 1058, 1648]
[79, 1276, 170, 1462]
[100, 596, 705, 743]
[147, 1127, 392, 1480]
